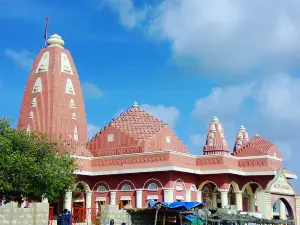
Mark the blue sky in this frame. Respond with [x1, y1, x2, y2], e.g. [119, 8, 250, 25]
[1, 0, 300, 192]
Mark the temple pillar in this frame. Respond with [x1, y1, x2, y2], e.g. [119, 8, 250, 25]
[220, 190, 229, 208]
[86, 191, 92, 223]
[212, 193, 217, 208]
[249, 194, 255, 212]
[279, 200, 286, 220]
[163, 189, 174, 203]
[110, 191, 116, 205]
[64, 191, 72, 211]
[197, 191, 202, 202]
[235, 191, 243, 211]
[136, 189, 143, 208]
[257, 191, 272, 219]
[186, 190, 191, 202]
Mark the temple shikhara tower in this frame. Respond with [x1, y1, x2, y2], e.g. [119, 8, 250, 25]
[18, 34, 87, 142]
[15, 34, 300, 224]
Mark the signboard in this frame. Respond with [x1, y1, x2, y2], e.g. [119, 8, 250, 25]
[269, 171, 295, 195]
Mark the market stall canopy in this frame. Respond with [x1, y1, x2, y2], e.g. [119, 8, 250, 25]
[148, 201, 206, 210]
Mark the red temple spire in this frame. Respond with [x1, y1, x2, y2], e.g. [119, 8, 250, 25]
[203, 116, 230, 155]
[233, 125, 249, 153]
[18, 33, 88, 143]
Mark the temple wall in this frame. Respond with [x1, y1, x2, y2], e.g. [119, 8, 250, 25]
[88, 126, 140, 155]
[0, 202, 49, 225]
[76, 172, 275, 210]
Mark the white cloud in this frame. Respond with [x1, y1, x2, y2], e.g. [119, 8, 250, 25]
[255, 74, 300, 123]
[4, 49, 33, 69]
[87, 124, 101, 139]
[151, 0, 300, 73]
[191, 73, 300, 172]
[105, 0, 300, 73]
[140, 104, 180, 127]
[81, 81, 103, 98]
[192, 83, 253, 120]
[96, 0, 149, 29]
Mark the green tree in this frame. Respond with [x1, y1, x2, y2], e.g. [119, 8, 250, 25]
[0, 118, 78, 203]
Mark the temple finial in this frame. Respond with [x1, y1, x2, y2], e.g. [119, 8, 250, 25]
[132, 101, 139, 108]
[212, 116, 219, 123]
[47, 34, 64, 48]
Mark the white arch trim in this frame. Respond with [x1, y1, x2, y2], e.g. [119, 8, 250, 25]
[142, 178, 163, 189]
[75, 181, 91, 192]
[190, 184, 197, 191]
[116, 179, 136, 190]
[172, 178, 187, 190]
[241, 182, 263, 194]
[228, 181, 240, 193]
[198, 181, 219, 191]
[92, 181, 111, 191]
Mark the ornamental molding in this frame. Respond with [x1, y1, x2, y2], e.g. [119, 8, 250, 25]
[91, 154, 169, 167]
[238, 159, 267, 167]
[197, 158, 223, 165]
[91, 146, 143, 157]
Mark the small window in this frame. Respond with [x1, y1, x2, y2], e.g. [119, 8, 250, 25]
[108, 134, 114, 142]
[69, 99, 76, 108]
[28, 111, 33, 119]
[148, 183, 158, 190]
[31, 97, 37, 107]
[175, 183, 183, 191]
[97, 186, 106, 192]
[190, 185, 196, 191]
[74, 126, 78, 141]
[61, 52, 73, 75]
[65, 78, 75, 95]
[35, 51, 49, 73]
[166, 136, 171, 144]
[26, 125, 30, 133]
[32, 77, 43, 93]
[121, 184, 131, 191]
[72, 113, 77, 120]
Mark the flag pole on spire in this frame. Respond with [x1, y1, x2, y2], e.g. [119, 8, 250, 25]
[44, 16, 49, 47]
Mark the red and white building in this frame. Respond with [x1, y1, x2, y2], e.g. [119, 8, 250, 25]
[17, 34, 300, 224]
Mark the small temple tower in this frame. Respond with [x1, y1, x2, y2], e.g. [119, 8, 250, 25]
[203, 116, 230, 155]
[17, 34, 87, 142]
[233, 125, 249, 153]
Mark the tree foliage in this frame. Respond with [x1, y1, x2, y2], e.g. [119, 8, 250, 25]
[0, 118, 78, 203]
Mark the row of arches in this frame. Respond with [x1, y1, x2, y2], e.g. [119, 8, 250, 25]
[75, 179, 263, 194]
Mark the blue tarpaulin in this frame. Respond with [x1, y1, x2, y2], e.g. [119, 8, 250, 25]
[184, 214, 205, 222]
[148, 201, 206, 209]
[183, 214, 205, 225]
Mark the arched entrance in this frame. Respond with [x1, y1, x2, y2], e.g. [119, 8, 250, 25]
[72, 183, 86, 223]
[72, 181, 91, 223]
[272, 197, 294, 221]
[241, 182, 263, 212]
[199, 181, 220, 208]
